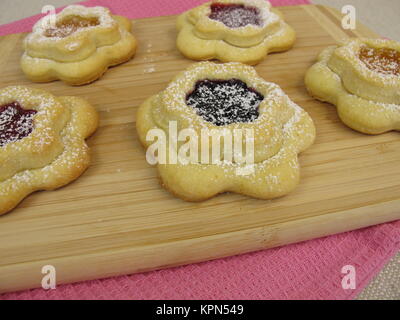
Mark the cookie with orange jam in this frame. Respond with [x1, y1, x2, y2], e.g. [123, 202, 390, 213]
[305, 38, 400, 134]
[21, 5, 137, 85]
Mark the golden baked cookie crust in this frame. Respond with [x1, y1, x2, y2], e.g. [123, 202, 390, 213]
[328, 38, 400, 104]
[305, 39, 400, 135]
[21, 5, 137, 85]
[137, 62, 315, 201]
[0, 86, 98, 216]
[176, 0, 296, 65]
[0, 86, 69, 181]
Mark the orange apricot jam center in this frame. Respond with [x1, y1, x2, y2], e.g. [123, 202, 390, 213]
[359, 46, 400, 76]
[44, 16, 100, 38]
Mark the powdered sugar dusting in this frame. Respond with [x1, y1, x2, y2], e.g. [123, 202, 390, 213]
[206, 0, 278, 30]
[186, 79, 263, 126]
[0, 102, 37, 147]
[153, 62, 313, 179]
[209, 3, 263, 28]
[44, 16, 100, 38]
[0, 86, 65, 151]
[0, 92, 94, 203]
[29, 5, 115, 42]
[339, 39, 400, 85]
[162, 62, 292, 138]
[359, 45, 400, 76]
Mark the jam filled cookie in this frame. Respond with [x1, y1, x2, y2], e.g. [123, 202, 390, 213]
[136, 62, 315, 202]
[305, 38, 400, 134]
[21, 5, 137, 85]
[176, 0, 296, 65]
[0, 86, 98, 215]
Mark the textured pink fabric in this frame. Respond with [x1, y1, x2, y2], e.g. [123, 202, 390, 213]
[0, 0, 310, 36]
[2, 221, 399, 300]
[0, 0, 399, 300]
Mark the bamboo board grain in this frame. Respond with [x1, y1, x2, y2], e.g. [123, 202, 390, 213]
[0, 5, 399, 294]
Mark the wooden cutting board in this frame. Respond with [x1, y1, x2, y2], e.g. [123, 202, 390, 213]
[0, 5, 399, 294]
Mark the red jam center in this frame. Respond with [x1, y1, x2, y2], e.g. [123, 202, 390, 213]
[359, 46, 400, 76]
[0, 102, 37, 147]
[209, 3, 262, 28]
[186, 79, 264, 126]
[44, 16, 100, 38]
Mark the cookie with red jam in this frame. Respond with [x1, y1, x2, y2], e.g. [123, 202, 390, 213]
[176, 0, 296, 65]
[0, 86, 98, 215]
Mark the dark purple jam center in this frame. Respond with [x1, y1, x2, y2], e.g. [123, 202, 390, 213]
[209, 3, 262, 28]
[0, 102, 37, 147]
[186, 79, 263, 126]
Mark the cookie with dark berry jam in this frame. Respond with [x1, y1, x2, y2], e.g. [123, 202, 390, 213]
[186, 79, 264, 126]
[209, 3, 262, 28]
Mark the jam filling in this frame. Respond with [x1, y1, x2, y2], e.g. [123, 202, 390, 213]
[0, 102, 37, 147]
[44, 16, 100, 38]
[209, 3, 262, 28]
[186, 79, 264, 126]
[359, 46, 400, 76]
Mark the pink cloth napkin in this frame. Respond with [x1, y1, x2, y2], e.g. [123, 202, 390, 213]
[0, 0, 309, 35]
[1, 0, 399, 300]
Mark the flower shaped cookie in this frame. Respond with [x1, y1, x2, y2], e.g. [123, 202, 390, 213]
[21, 5, 137, 85]
[305, 38, 400, 134]
[136, 62, 315, 201]
[0, 86, 98, 215]
[176, 0, 296, 65]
